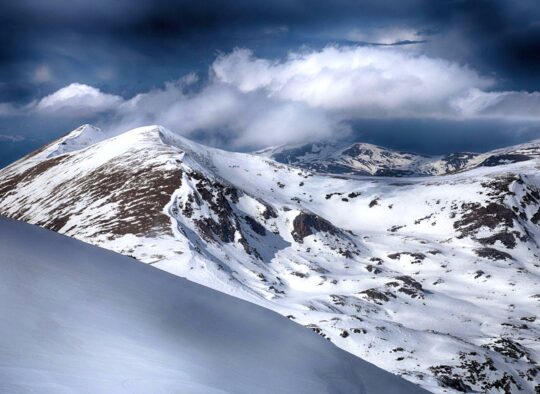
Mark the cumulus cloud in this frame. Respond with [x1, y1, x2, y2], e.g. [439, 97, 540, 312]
[212, 46, 494, 118]
[111, 76, 344, 147]
[211, 46, 540, 122]
[7, 45, 540, 148]
[36, 83, 123, 116]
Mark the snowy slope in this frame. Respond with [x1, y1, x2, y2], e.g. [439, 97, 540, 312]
[0, 125, 539, 393]
[0, 217, 425, 394]
[257, 140, 540, 176]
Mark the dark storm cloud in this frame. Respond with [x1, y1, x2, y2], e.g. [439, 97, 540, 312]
[2, 0, 540, 97]
[349, 118, 540, 155]
[422, 0, 540, 90]
[0, 0, 428, 107]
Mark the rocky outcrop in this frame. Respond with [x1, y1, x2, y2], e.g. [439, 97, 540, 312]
[291, 212, 338, 242]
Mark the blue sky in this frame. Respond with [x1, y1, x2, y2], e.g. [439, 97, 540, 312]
[2, 0, 540, 166]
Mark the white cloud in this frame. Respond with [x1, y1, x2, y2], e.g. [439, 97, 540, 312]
[36, 83, 123, 116]
[452, 88, 540, 120]
[212, 46, 493, 118]
[211, 46, 540, 122]
[346, 27, 423, 44]
[10, 45, 540, 148]
[111, 77, 343, 147]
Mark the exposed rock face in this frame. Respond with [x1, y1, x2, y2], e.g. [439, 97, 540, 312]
[475, 247, 513, 261]
[244, 215, 267, 236]
[291, 212, 338, 242]
[360, 288, 395, 304]
[1, 124, 540, 394]
[387, 252, 426, 264]
[188, 171, 238, 243]
[455, 201, 520, 248]
[430, 346, 540, 394]
[480, 154, 532, 167]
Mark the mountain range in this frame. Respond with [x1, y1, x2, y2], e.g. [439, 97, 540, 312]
[257, 139, 540, 177]
[0, 124, 539, 393]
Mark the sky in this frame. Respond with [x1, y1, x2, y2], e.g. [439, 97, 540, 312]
[1, 0, 540, 166]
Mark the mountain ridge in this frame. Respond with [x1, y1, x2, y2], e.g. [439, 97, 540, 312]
[1, 124, 539, 393]
[256, 138, 540, 177]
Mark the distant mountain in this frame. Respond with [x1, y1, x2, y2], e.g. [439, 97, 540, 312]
[257, 140, 540, 176]
[0, 217, 424, 393]
[0, 124, 539, 393]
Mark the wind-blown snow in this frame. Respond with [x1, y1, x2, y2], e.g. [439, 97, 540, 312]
[0, 217, 425, 394]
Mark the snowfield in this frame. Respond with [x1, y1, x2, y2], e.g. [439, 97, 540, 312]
[0, 124, 539, 393]
[0, 217, 425, 393]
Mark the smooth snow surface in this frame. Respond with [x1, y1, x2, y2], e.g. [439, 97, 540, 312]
[0, 217, 425, 394]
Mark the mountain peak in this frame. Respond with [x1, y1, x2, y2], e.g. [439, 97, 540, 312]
[1, 124, 540, 393]
[46, 123, 105, 158]
[19, 123, 540, 180]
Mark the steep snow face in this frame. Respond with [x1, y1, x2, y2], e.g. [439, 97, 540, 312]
[46, 124, 107, 158]
[0, 217, 426, 394]
[258, 140, 540, 177]
[1, 125, 540, 393]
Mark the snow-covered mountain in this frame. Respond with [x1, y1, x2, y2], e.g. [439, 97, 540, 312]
[257, 140, 540, 176]
[1, 124, 539, 393]
[0, 217, 425, 393]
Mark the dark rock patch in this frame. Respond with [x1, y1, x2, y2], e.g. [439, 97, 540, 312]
[480, 154, 531, 167]
[262, 203, 278, 219]
[243, 216, 266, 236]
[360, 288, 395, 304]
[437, 375, 472, 392]
[291, 212, 338, 243]
[387, 252, 426, 264]
[366, 265, 381, 274]
[483, 338, 529, 361]
[474, 247, 513, 261]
